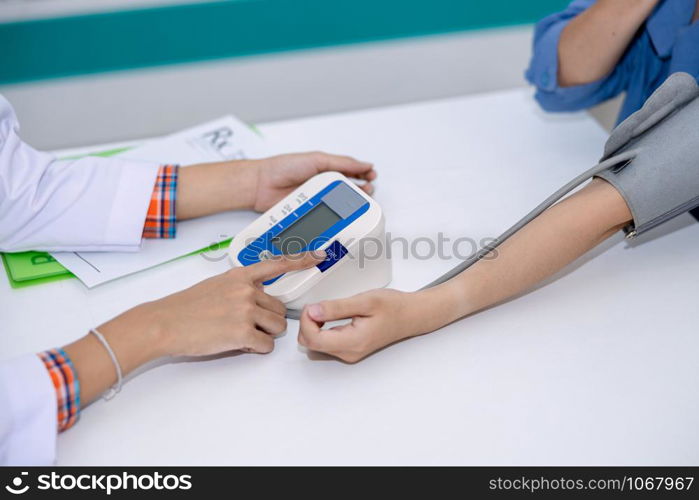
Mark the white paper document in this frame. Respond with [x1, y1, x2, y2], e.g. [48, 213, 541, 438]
[51, 116, 266, 287]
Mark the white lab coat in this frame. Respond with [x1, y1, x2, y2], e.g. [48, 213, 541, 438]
[0, 94, 160, 465]
[0, 355, 57, 465]
[0, 94, 159, 253]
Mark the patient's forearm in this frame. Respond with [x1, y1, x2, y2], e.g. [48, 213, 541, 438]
[418, 179, 632, 331]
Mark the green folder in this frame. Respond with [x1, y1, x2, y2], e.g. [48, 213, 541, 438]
[1, 145, 231, 289]
[2, 239, 233, 289]
[2, 251, 75, 288]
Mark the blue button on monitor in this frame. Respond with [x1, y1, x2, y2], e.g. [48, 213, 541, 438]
[316, 240, 348, 272]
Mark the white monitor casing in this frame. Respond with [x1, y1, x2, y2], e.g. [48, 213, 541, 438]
[228, 172, 391, 310]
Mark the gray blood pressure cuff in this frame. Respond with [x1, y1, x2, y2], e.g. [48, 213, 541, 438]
[595, 72, 699, 238]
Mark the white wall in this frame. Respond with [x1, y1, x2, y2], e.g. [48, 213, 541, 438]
[1, 25, 620, 150]
[0, 27, 536, 149]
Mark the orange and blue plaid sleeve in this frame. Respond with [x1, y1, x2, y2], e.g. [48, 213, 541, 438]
[38, 348, 80, 432]
[143, 164, 179, 239]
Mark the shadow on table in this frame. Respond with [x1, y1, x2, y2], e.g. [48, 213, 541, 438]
[126, 350, 246, 383]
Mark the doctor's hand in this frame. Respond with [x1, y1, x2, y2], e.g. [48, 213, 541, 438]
[298, 289, 439, 363]
[140, 251, 325, 357]
[250, 152, 376, 212]
[65, 252, 324, 406]
[176, 152, 375, 219]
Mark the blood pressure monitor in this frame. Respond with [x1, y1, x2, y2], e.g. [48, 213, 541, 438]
[229, 172, 391, 311]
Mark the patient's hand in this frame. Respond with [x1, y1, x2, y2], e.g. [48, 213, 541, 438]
[297, 289, 425, 363]
[252, 152, 376, 212]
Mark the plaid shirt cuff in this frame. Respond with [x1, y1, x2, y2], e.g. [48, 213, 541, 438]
[38, 348, 81, 432]
[143, 164, 179, 239]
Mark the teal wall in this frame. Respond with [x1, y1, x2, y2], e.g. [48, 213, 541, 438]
[0, 0, 568, 85]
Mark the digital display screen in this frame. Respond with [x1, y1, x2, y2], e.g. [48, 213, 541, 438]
[273, 203, 341, 254]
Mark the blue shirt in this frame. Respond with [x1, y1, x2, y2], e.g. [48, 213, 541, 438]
[526, 0, 699, 124]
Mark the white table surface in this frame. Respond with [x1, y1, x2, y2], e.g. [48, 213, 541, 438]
[3, 88, 698, 465]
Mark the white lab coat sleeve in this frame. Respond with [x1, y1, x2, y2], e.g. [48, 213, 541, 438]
[0, 94, 160, 253]
[0, 354, 58, 465]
